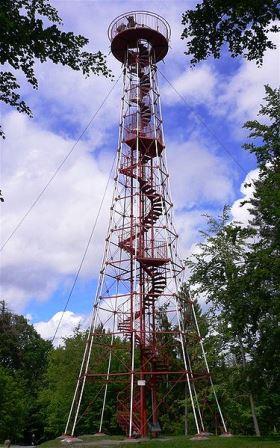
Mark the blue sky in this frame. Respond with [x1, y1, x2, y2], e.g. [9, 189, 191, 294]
[1, 0, 279, 344]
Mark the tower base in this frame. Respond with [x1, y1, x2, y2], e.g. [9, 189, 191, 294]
[61, 437, 82, 444]
[190, 433, 209, 441]
[220, 432, 233, 437]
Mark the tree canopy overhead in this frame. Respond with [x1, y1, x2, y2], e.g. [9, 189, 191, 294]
[181, 0, 280, 65]
[0, 0, 111, 138]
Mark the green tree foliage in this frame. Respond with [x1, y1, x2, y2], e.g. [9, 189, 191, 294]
[243, 85, 280, 267]
[158, 286, 225, 436]
[186, 209, 264, 435]
[186, 207, 253, 338]
[155, 304, 186, 435]
[241, 85, 280, 433]
[186, 86, 280, 435]
[181, 1, 280, 65]
[39, 329, 86, 437]
[40, 326, 127, 437]
[0, 0, 111, 138]
[0, 300, 52, 388]
[0, 367, 27, 441]
[177, 285, 236, 436]
[0, 301, 52, 441]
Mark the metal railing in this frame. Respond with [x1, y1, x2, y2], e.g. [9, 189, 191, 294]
[129, 85, 144, 102]
[124, 113, 163, 143]
[119, 233, 168, 261]
[138, 240, 168, 260]
[108, 11, 171, 42]
[120, 154, 138, 173]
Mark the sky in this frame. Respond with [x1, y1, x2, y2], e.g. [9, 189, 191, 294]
[1, 0, 279, 345]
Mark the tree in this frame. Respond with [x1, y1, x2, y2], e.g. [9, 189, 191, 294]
[243, 85, 280, 250]
[241, 85, 280, 433]
[0, 367, 27, 441]
[181, 1, 280, 65]
[0, 300, 52, 442]
[38, 329, 86, 437]
[186, 208, 262, 435]
[0, 0, 111, 138]
[40, 326, 125, 437]
[186, 86, 280, 435]
[0, 300, 52, 386]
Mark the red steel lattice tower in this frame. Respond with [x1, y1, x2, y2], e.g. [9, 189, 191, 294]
[65, 11, 228, 439]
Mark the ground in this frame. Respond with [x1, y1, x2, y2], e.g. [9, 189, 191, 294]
[33, 434, 280, 448]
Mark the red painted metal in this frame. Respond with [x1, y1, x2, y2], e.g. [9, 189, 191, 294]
[64, 11, 228, 439]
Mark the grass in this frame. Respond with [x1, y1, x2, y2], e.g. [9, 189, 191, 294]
[38, 434, 280, 448]
[122, 435, 280, 448]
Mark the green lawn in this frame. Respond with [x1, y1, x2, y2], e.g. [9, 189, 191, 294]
[39, 434, 280, 448]
[121, 435, 280, 448]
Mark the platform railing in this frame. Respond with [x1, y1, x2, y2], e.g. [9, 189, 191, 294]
[124, 113, 163, 143]
[137, 241, 168, 260]
[108, 11, 170, 42]
[119, 233, 168, 261]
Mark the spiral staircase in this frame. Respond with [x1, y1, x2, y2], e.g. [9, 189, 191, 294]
[117, 386, 142, 436]
[116, 42, 169, 436]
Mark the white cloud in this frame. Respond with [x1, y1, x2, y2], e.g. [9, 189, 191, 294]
[217, 40, 280, 125]
[1, 112, 113, 311]
[231, 168, 259, 225]
[175, 210, 208, 259]
[34, 310, 86, 347]
[162, 64, 217, 106]
[161, 28, 279, 130]
[27, 60, 122, 140]
[25, 313, 33, 322]
[168, 137, 234, 209]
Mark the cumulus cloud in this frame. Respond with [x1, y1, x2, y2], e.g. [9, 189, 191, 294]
[175, 210, 209, 260]
[216, 35, 280, 125]
[1, 112, 113, 311]
[161, 29, 279, 128]
[231, 169, 259, 225]
[167, 137, 234, 210]
[162, 64, 218, 106]
[34, 310, 86, 347]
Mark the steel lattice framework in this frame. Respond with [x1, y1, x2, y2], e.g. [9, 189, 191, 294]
[65, 11, 228, 439]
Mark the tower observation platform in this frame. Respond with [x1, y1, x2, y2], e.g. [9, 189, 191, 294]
[108, 11, 170, 62]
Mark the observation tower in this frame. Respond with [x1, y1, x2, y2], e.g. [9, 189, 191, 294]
[65, 11, 228, 439]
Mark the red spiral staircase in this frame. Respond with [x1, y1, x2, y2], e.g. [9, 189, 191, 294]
[116, 42, 169, 436]
[117, 386, 142, 436]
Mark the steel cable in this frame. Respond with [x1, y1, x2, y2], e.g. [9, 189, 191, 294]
[158, 69, 248, 176]
[0, 73, 121, 252]
[51, 152, 117, 344]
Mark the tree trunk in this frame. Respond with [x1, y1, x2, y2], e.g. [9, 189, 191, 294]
[249, 393, 261, 437]
[238, 337, 261, 437]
